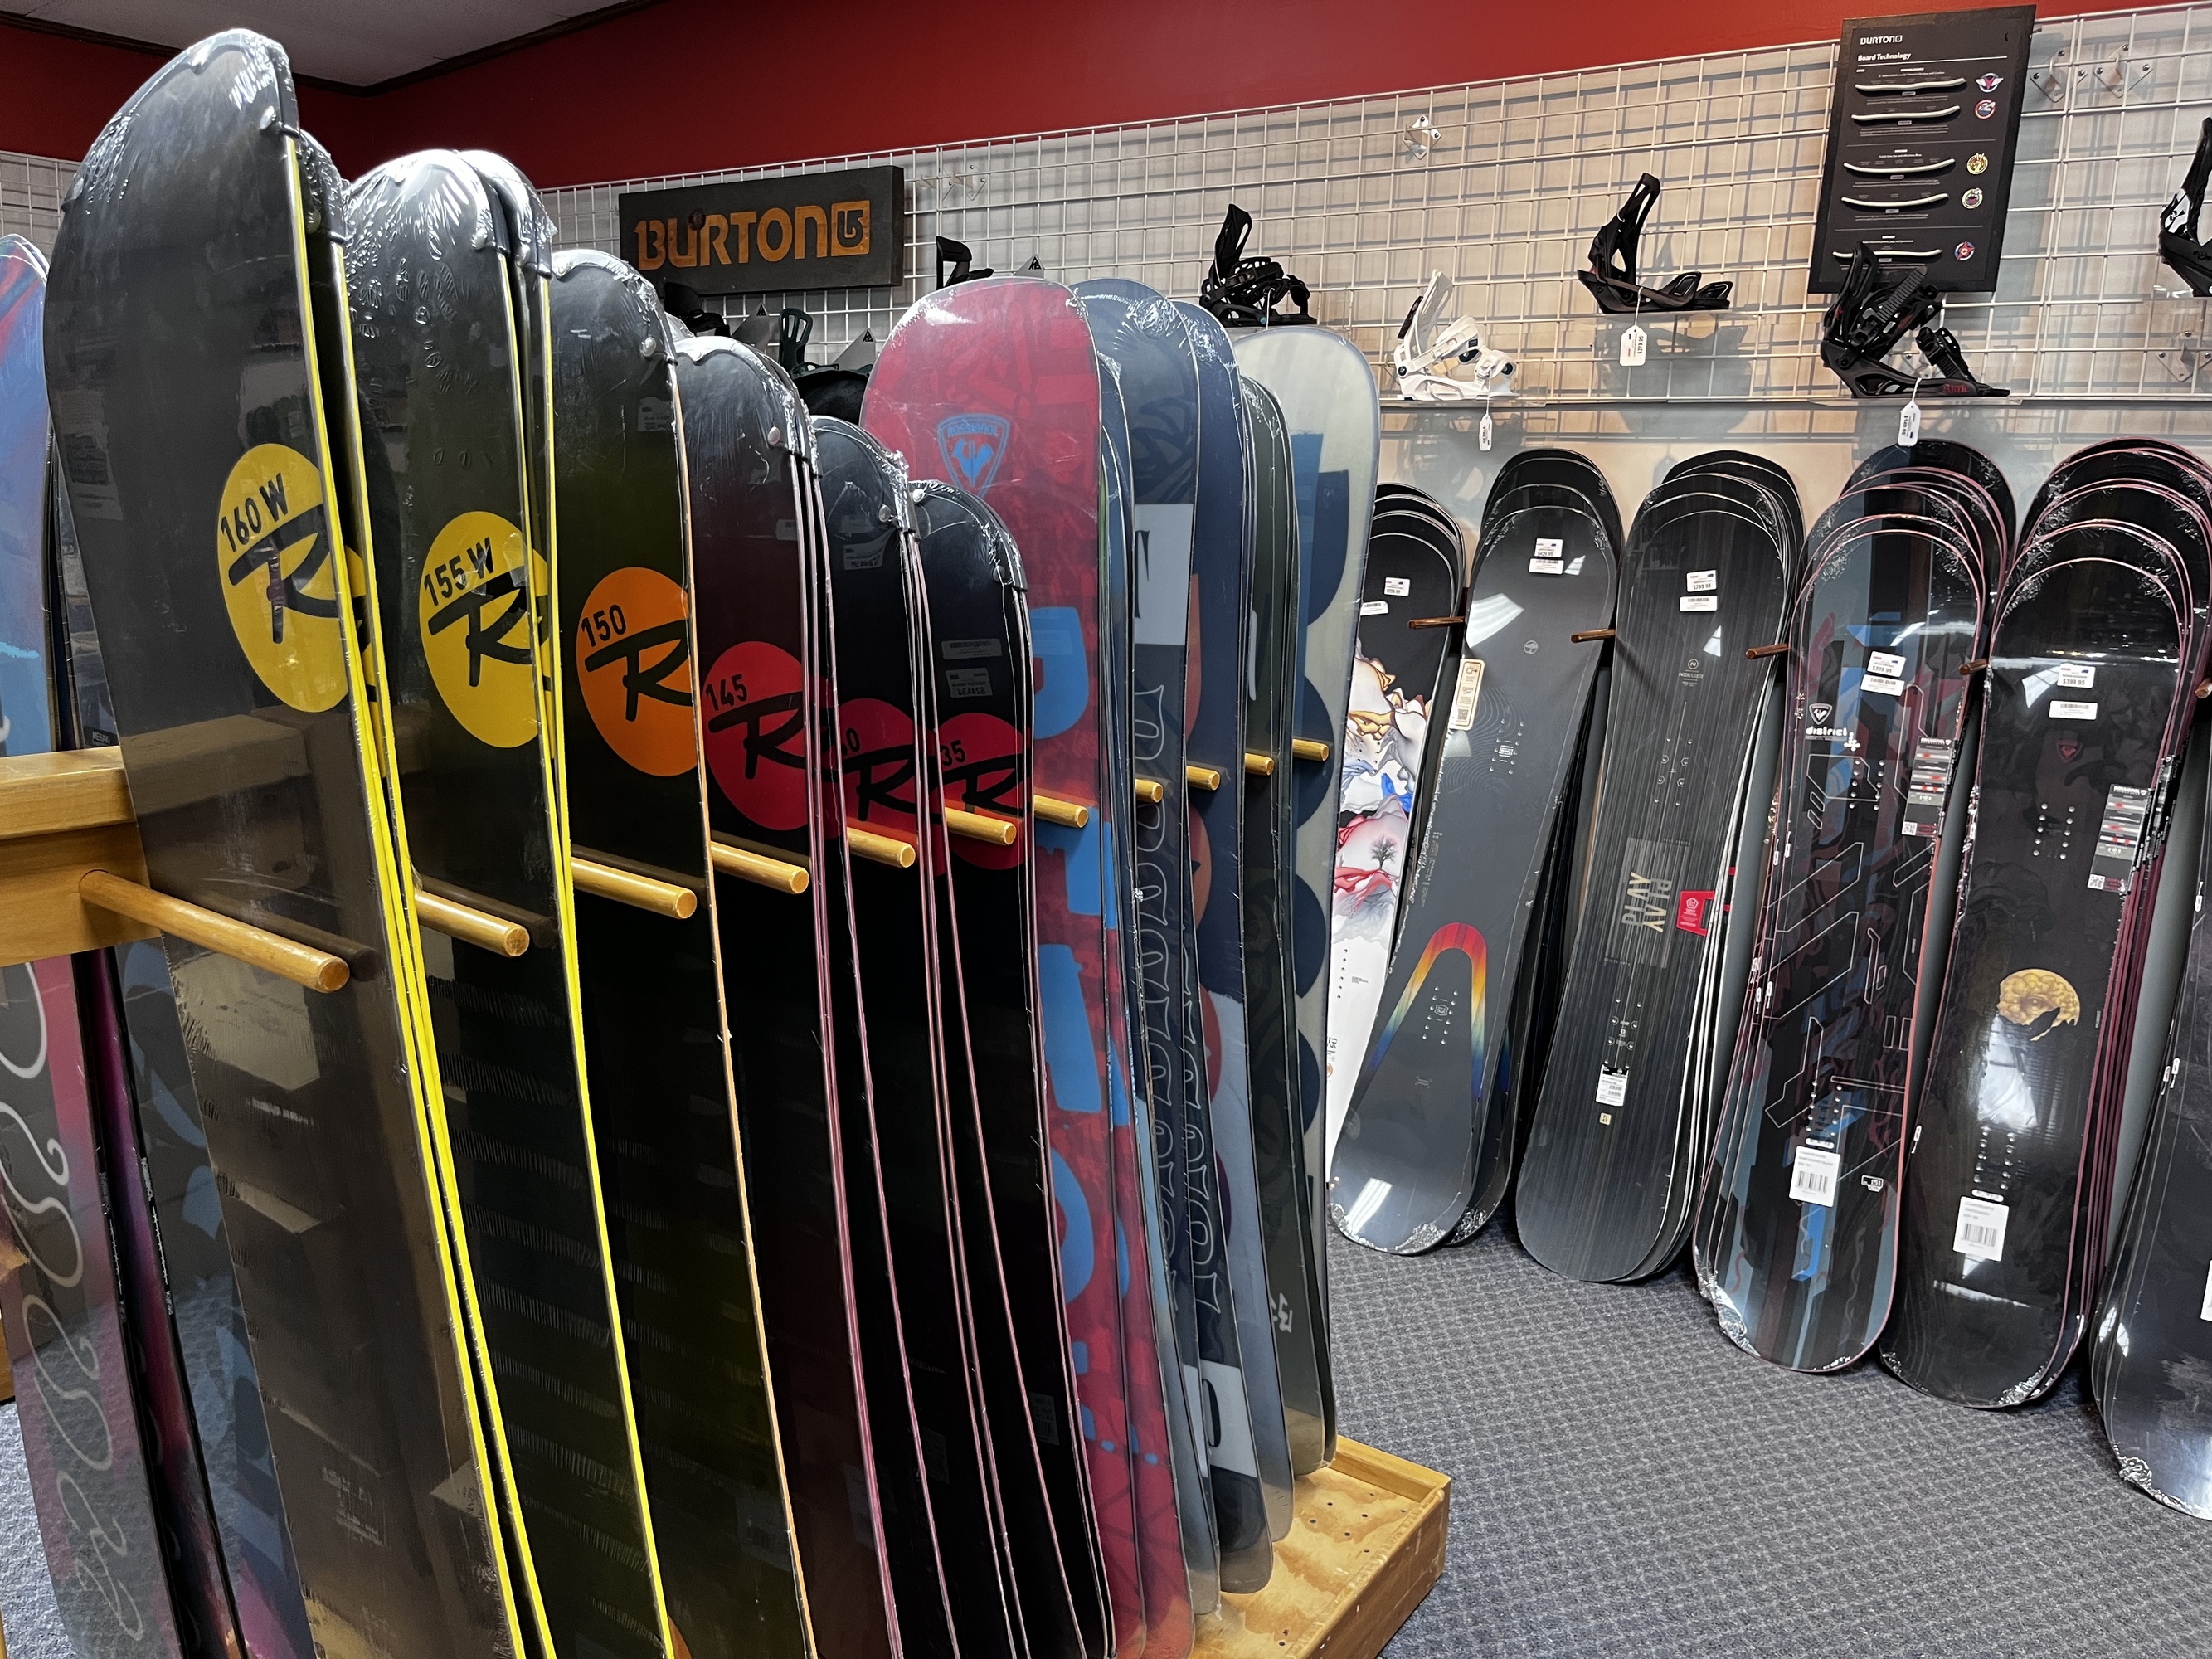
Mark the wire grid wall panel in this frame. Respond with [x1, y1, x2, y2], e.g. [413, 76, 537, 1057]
[0, 154, 75, 257]
[545, 2, 2212, 406]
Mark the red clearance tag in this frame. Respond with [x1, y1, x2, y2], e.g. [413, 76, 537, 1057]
[1675, 889, 1716, 935]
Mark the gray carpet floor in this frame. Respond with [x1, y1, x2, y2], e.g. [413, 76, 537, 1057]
[4, 1228, 2208, 1657]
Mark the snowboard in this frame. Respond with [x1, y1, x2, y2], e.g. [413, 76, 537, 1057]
[677, 334, 893, 1655]
[1332, 484, 1616, 1254]
[862, 277, 1175, 1656]
[47, 32, 527, 1655]
[1174, 299, 1293, 1545]
[1322, 495, 1459, 1169]
[1694, 509, 1986, 1374]
[353, 163, 670, 1659]
[1515, 472, 1792, 1282]
[1230, 327, 1378, 1342]
[1076, 276, 1268, 1593]
[1885, 515, 2201, 1405]
[1236, 377, 1333, 1474]
[912, 475, 1106, 1659]
[815, 415, 1011, 1657]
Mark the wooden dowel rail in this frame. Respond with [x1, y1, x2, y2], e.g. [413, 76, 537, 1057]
[1243, 752, 1276, 778]
[1961, 659, 1991, 675]
[943, 805, 1019, 847]
[1407, 615, 1463, 630]
[1186, 765, 1223, 791]
[1031, 793, 1091, 830]
[1291, 738, 1331, 764]
[710, 838, 810, 894]
[571, 855, 698, 919]
[1571, 627, 1616, 643]
[1745, 642, 1791, 660]
[79, 870, 349, 993]
[1134, 778, 1166, 805]
[414, 890, 530, 958]
[846, 823, 917, 869]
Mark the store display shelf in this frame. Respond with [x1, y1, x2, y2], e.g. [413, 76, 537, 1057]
[1198, 1438, 1451, 1659]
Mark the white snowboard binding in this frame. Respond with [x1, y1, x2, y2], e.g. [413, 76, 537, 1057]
[1392, 271, 1513, 401]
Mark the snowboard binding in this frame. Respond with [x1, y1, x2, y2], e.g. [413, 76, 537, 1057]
[659, 280, 727, 338]
[1577, 174, 1731, 315]
[1392, 270, 1512, 400]
[1819, 244, 2007, 399]
[936, 236, 994, 289]
[1198, 203, 1316, 328]
[2160, 116, 2212, 296]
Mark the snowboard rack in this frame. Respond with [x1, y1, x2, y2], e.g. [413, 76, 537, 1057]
[1819, 244, 2008, 398]
[1199, 203, 1318, 328]
[1577, 174, 1732, 315]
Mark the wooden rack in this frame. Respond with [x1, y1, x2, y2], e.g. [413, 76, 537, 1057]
[0, 746, 1451, 1656]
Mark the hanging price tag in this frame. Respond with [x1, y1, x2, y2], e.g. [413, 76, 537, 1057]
[1620, 324, 1648, 367]
[1898, 397, 1921, 446]
[1479, 411, 1495, 452]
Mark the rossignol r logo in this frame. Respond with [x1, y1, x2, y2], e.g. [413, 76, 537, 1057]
[216, 444, 347, 713]
[418, 511, 541, 748]
[575, 566, 697, 776]
[937, 414, 1009, 496]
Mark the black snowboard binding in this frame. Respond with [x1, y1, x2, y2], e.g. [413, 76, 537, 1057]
[1198, 204, 1315, 328]
[1577, 175, 1731, 314]
[1819, 243, 2007, 399]
[659, 280, 728, 338]
[2161, 117, 2212, 295]
[936, 236, 994, 289]
[776, 306, 812, 376]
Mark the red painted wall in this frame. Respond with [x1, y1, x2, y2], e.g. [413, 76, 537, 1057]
[5, 0, 2142, 187]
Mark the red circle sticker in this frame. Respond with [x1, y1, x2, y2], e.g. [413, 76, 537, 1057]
[575, 567, 696, 776]
[839, 697, 918, 832]
[937, 711, 1023, 870]
[1954, 241, 1976, 261]
[701, 640, 809, 830]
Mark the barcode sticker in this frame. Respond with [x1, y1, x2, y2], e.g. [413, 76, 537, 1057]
[2051, 700, 2098, 721]
[1595, 1068, 1629, 1107]
[1687, 570, 1718, 592]
[1954, 1195, 2009, 1262]
[1383, 577, 1412, 596]
[1448, 659, 1485, 731]
[1869, 650, 1907, 678]
[1863, 674, 1906, 698]
[946, 667, 993, 699]
[1361, 600, 1389, 615]
[1530, 537, 1566, 576]
[1680, 595, 1719, 612]
[2058, 664, 2096, 688]
[1789, 1143, 1842, 1208]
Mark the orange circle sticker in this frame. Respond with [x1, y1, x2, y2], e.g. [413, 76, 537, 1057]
[574, 566, 697, 775]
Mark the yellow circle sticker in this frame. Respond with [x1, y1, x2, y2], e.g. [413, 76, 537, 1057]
[416, 510, 542, 748]
[215, 444, 347, 713]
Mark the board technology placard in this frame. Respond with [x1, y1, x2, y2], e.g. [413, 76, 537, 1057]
[619, 164, 905, 294]
[1808, 7, 2034, 294]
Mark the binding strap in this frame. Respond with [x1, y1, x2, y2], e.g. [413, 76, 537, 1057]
[2161, 117, 2212, 296]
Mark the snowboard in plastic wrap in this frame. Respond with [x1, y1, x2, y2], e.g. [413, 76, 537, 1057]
[1695, 518, 1984, 1373]
[678, 334, 889, 1654]
[864, 277, 1172, 1655]
[816, 416, 1009, 1657]
[1323, 499, 1458, 1167]
[1332, 489, 1616, 1254]
[912, 474, 1109, 1658]
[1886, 534, 2190, 1406]
[1237, 378, 1332, 1473]
[352, 161, 677, 1659]
[1231, 328, 1378, 1329]
[1515, 479, 1791, 1282]
[46, 32, 525, 1656]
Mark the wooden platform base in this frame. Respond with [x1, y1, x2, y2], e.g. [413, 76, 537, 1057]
[1197, 1438, 1449, 1659]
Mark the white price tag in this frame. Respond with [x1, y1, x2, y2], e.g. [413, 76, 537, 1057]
[1680, 595, 1719, 612]
[1620, 324, 1647, 367]
[1789, 1144, 1842, 1208]
[1383, 577, 1412, 596]
[2050, 700, 2098, 721]
[1686, 570, 1718, 592]
[1360, 600, 1389, 615]
[1954, 1194, 2009, 1262]
[1869, 650, 1907, 678]
[1898, 399, 1922, 446]
[2201, 1259, 2212, 1322]
[1480, 411, 1495, 452]
[1448, 659, 1485, 731]
[1595, 1068, 1629, 1107]
[2058, 664, 2096, 688]
[1863, 674, 1906, 698]
[1529, 537, 1566, 576]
